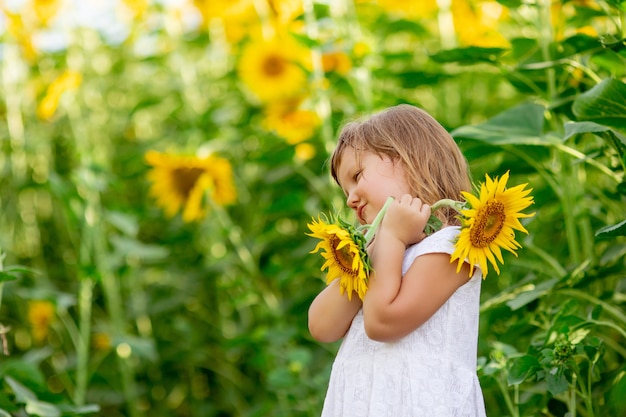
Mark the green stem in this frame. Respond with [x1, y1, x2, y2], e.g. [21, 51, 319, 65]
[586, 356, 596, 417]
[496, 375, 519, 417]
[74, 278, 94, 405]
[538, 0, 556, 103]
[363, 197, 464, 243]
[208, 199, 280, 311]
[559, 154, 582, 265]
[430, 198, 464, 213]
[63, 51, 140, 415]
[570, 373, 578, 417]
[303, 0, 335, 153]
[364, 197, 394, 243]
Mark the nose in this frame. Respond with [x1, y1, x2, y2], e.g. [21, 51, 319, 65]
[346, 189, 359, 210]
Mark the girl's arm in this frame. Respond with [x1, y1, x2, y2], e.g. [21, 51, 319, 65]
[308, 279, 362, 343]
[363, 195, 470, 342]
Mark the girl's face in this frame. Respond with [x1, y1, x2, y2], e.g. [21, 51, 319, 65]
[336, 147, 411, 225]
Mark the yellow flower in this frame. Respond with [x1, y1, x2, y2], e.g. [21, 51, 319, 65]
[451, 0, 509, 48]
[294, 143, 316, 161]
[237, 35, 310, 103]
[37, 70, 82, 120]
[268, 0, 304, 25]
[376, 0, 438, 19]
[450, 171, 534, 278]
[193, 0, 258, 41]
[3, 9, 38, 61]
[32, 0, 62, 26]
[145, 151, 237, 222]
[263, 99, 320, 144]
[121, 0, 149, 19]
[307, 216, 370, 301]
[28, 300, 55, 342]
[321, 50, 352, 75]
[92, 332, 112, 351]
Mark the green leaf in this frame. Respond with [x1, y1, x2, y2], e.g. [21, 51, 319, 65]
[572, 78, 626, 129]
[546, 369, 569, 395]
[591, 50, 626, 76]
[496, 0, 523, 7]
[452, 103, 559, 146]
[0, 409, 11, 417]
[106, 210, 139, 237]
[0, 272, 17, 283]
[562, 33, 602, 55]
[563, 121, 626, 145]
[25, 400, 61, 417]
[109, 235, 169, 262]
[1, 360, 47, 391]
[506, 278, 559, 311]
[57, 404, 100, 415]
[393, 71, 449, 88]
[595, 219, 626, 238]
[4, 377, 37, 403]
[609, 370, 626, 415]
[508, 355, 540, 385]
[0, 266, 39, 283]
[429, 46, 507, 65]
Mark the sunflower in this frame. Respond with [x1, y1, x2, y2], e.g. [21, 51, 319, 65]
[37, 70, 82, 120]
[262, 98, 320, 144]
[32, 0, 62, 26]
[451, 0, 510, 48]
[145, 151, 236, 222]
[237, 34, 309, 103]
[28, 300, 56, 343]
[450, 171, 534, 278]
[307, 216, 370, 301]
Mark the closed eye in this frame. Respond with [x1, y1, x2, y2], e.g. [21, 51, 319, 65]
[353, 170, 362, 182]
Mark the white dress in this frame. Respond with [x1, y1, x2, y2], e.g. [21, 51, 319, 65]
[321, 226, 487, 417]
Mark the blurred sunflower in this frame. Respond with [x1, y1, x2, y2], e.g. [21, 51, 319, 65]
[37, 70, 82, 120]
[145, 151, 237, 223]
[28, 300, 55, 343]
[237, 35, 310, 103]
[268, 0, 304, 25]
[32, 0, 62, 26]
[193, 0, 257, 42]
[294, 143, 316, 162]
[307, 216, 370, 301]
[263, 98, 320, 144]
[376, 0, 438, 19]
[450, 171, 534, 278]
[121, 0, 148, 19]
[321, 50, 352, 75]
[451, 0, 509, 48]
[3, 10, 38, 61]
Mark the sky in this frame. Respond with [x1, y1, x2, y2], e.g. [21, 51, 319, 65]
[1, 0, 197, 52]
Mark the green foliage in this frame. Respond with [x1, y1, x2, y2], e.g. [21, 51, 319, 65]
[0, 1, 625, 416]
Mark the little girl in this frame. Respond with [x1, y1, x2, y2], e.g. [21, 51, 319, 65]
[308, 104, 487, 416]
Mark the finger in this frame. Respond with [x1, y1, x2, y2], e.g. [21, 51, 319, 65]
[400, 194, 413, 204]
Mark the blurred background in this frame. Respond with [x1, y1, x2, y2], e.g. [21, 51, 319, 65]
[0, 0, 625, 416]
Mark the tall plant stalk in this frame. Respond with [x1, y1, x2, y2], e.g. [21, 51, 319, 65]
[63, 40, 140, 415]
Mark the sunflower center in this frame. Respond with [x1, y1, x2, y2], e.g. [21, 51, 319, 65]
[172, 167, 205, 199]
[330, 235, 357, 275]
[470, 200, 506, 247]
[263, 54, 287, 77]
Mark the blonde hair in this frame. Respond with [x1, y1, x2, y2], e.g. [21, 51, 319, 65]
[330, 104, 472, 226]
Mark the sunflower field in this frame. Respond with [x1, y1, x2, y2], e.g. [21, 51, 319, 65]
[0, 0, 625, 416]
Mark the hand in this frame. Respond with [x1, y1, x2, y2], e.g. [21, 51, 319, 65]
[380, 195, 431, 246]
